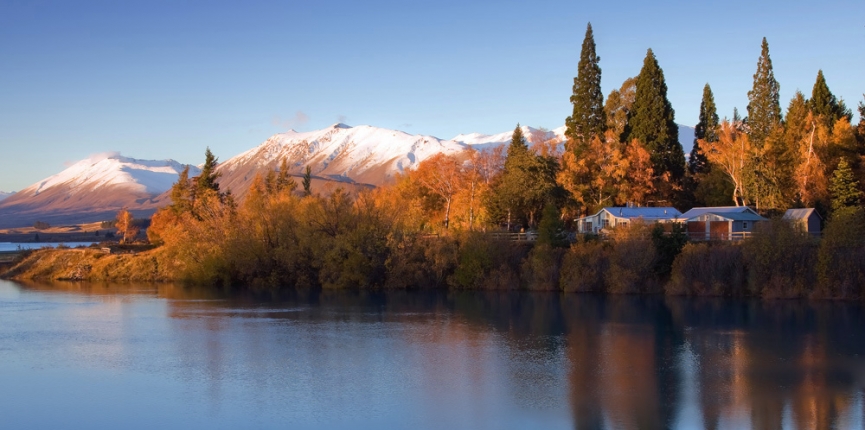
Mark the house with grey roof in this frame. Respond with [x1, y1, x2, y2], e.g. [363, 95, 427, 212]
[783, 208, 821, 235]
[677, 206, 768, 240]
[576, 206, 682, 234]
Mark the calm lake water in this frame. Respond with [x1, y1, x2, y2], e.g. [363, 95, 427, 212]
[1, 279, 864, 430]
[0, 242, 96, 251]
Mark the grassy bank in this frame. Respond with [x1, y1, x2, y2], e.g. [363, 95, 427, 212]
[1, 248, 177, 282]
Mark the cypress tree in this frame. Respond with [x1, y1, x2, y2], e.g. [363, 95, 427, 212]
[746, 37, 782, 148]
[302, 165, 313, 196]
[565, 23, 606, 146]
[809, 70, 852, 126]
[624, 49, 684, 187]
[689, 83, 718, 175]
[831, 157, 861, 213]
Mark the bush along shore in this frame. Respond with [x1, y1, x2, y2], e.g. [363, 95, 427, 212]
[4, 205, 865, 301]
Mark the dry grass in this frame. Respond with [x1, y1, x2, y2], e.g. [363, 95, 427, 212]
[2, 248, 179, 282]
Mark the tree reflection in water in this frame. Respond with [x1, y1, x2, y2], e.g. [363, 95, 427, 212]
[10, 281, 865, 429]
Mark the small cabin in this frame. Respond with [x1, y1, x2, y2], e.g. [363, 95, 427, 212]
[678, 206, 768, 240]
[576, 206, 683, 234]
[783, 208, 822, 235]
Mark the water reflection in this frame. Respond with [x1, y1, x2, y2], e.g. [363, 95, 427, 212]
[2, 280, 865, 429]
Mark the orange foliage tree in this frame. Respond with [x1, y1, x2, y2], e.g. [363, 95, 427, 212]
[699, 120, 753, 206]
[115, 208, 138, 244]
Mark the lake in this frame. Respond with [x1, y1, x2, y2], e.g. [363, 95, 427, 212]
[0, 242, 97, 251]
[1, 279, 863, 429]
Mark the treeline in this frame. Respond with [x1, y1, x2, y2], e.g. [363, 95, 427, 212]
[139, 24, 865, 295]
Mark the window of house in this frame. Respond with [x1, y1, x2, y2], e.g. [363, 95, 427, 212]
[743, 222, 749, 230]
[601, 219, 610, 229]
[620, 221, 629, 228]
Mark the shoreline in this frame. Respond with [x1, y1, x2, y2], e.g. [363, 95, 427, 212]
[3, 246, 863, 302]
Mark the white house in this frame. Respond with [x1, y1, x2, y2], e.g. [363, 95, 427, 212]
[783, 208, 822, 235]
[678, 206, 768, 240]
[576, 206, 683, 234]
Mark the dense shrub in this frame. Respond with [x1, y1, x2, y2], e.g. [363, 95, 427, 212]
[559, 240, 608, 293]
[816, 208, 865, 299]
[742, 219, 817, 298]
[667, 243, 746, 296]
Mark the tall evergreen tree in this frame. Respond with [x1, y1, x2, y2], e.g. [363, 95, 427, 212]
[624, 49, 684, 198]
[487, 124, 561, 228]
[302, 165, 313, 196]
[689, 83, 718, 175]
[196, 147, 222, 195]
[809, 70, 852, 127]
[746, 37, 782, 147]
[830, 157, 861, 213]
[565, 23, 606, 146]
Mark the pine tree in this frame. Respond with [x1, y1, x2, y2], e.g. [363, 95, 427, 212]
[169, 166, 193, 214]
[302, 165, 313, 196]
[196, 147, 221, 195]
[809, 70, 852, 127]
[488, 124, 561, 228]
[565, 23, 606, 146]
[276, 158, 298, 193]
[689, 84, 718, 175]
[831, 157, 861, 213]
[623, 49, 684, 199]
[746, 37, 782, 148]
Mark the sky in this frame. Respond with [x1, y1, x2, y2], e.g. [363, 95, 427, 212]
[1, 0, 862, 192]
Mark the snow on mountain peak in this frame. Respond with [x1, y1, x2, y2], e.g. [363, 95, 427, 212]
[0, 191, 14, 202]
[19, 153, 199, 197]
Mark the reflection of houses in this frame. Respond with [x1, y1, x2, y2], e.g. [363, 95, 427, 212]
[678, 207, 768, 240]
[783, 208, 821, 235]
[576, 207, 682, 234]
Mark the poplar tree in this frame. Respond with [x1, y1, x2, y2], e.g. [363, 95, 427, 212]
[809, 70, 852, 127]
[746, 38, 782, 148]
[624, 49, 684, 196]
[689, 84, 718, 176]
[565, 23, 605, 147]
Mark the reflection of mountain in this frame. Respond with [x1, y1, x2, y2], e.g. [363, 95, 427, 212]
[12, 283, 865, 429]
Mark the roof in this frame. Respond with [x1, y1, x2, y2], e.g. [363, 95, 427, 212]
[600, 206, 682, 220]
[679, 206, 768, 222]
[783, 208, 821, 220]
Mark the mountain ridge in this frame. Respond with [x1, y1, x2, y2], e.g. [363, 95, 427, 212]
[0, 123, 696, 228]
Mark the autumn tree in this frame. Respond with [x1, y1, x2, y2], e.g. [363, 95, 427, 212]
[623, 49, 684, 203]
[116, 208, 139, 244]
[747, 37, 782, 148]
[559, 131, 623, 213]
[413, 153, 464, 229]
[699, 120, 752, 206]
[565, 23, 606, 146]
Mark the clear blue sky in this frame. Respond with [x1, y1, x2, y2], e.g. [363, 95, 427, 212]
[1, 0, 862, 192]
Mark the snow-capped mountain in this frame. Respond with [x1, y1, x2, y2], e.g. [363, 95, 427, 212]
[0, 154, 198, 228]
[0, 122, 695, 228]
[0, 191, 13, 202]
[217, 123, 563, 196]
